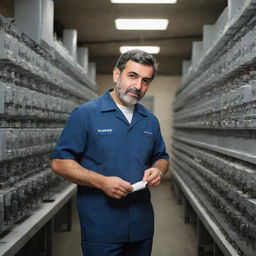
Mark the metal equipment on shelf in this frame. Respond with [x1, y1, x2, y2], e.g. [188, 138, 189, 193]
[172, 1, 256, 256]
[0, 14, 97, 241]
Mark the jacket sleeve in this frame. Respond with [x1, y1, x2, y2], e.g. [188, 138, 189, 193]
[51, 107, 87, 162]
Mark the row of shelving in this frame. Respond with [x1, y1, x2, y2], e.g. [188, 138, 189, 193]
[176, 15, 256, 110]
[179, 0, 256, 91]
[0, 169, 69, 234]
[0, 184, 76, 256]
[0, 81, 76, 120]
[0, 7, 96, 239]
[172, 1, 256, 256]
[0, 29, 97, 102]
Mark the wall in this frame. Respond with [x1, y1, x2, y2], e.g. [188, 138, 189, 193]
[96, 74, 181, 177]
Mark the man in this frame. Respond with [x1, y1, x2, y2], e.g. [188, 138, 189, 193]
[51, 49, 169, 256]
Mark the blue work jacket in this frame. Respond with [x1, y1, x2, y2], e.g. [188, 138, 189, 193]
[51, 89, 169, 243]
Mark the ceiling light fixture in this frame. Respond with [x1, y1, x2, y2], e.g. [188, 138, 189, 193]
[115, 19, 168, 30]
[111, 0, 177, 3]
[120, 46, 160, 54]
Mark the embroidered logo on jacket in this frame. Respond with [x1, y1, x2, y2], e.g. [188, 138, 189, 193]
[98, 129, 112, 133]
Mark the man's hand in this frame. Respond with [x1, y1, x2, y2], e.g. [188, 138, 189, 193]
[143, 167, 162, 187]
[101, 176, 133, 199]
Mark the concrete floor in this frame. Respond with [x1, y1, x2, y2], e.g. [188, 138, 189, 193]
[151, 180, 197, 256]
[53, 180, 197, 256]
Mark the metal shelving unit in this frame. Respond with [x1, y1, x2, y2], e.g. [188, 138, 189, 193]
[0, 184, 76, 256]
[172, 1, 256, 255]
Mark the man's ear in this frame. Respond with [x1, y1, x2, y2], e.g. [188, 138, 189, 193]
[113, 67, 120, 83]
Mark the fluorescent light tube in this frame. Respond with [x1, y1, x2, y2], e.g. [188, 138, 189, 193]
[120, 46, 160, 54]
[115, 19, 168, 30]
[111, 0, 177, 3]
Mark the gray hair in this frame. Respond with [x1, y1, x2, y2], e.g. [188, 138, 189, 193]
[115, 49, 158, 79]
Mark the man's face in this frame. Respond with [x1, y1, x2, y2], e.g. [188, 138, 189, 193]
[113, 60, 154, 106]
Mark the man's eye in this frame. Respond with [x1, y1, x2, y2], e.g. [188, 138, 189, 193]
[142, 79, 150, 85]
[129, 74, 136, 79]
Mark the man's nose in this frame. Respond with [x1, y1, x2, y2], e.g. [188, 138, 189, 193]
[133, 78, 142, 90]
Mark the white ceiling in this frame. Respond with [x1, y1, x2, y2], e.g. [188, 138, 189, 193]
[0, 0, 227, 75]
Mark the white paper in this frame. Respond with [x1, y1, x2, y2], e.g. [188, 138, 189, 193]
[131, 180, 148, 192]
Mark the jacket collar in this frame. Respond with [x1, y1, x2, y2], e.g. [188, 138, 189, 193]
[100, 89, 117, 112]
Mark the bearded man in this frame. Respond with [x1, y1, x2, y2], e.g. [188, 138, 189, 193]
[51, 49, 169, 256]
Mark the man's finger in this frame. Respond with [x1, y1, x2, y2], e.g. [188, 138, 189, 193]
[143, 169, 152, 180]
[147, 175, 161, 187]
[114, 187, 130, 198]
[144, 169, 158, 182]
[117, 186, 130, 196]
[118, 186, 127, 193]
[115, 190, 125, 197]
[119, 181, 133, 192]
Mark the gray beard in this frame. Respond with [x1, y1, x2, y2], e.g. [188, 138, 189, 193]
[119, 91, 139, 105]
[115, 84, 141, 106]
